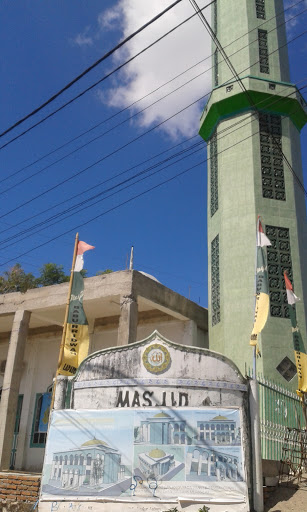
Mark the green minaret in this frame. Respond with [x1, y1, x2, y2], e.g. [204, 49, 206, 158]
[199, 0, 307, 387]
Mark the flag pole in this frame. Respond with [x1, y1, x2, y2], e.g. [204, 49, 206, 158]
[252, 217, 260, 380]
[50, 232, 79, 410]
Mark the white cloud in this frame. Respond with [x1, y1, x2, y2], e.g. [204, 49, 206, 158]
[284, 0, 307, 35]
[98, 6, 122, 30]
[96, 0, 212, 139]
[71, 26, 94, 47]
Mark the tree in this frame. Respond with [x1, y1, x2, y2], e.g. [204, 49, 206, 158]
[0, 264, 37, 294]
[96, 269, 113, 275]
[36, 263, 70, 287]
[0, 262, 91, 295]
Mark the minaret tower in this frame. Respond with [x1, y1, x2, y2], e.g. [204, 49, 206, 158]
[199, 0, 307, 385]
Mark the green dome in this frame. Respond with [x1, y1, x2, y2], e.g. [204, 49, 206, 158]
[149, 448, 166, 459]
[211, 415, 228, 421]
[153, 412, 171, 418]
[81, 439, 108, 447]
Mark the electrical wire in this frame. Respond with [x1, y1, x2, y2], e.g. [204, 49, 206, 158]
[1, 26, 306, 226]
[1, 80, 305, 246]
[0, 0, 185, 140]
[1, 0, 304, 153]
[1, 0, 305, 185]
[0, 1, 215, 150]
[0, 90, 304, 266]
[0, 119, 281, 268]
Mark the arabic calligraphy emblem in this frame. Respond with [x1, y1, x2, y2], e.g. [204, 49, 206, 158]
[142, 344, 171, 374]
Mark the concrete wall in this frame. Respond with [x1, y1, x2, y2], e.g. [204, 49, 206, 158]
[0, 272, 208, 472]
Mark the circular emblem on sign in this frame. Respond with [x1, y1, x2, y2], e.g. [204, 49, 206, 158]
[142, 344, 171, 374]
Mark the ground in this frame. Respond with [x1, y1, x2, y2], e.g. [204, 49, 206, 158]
[265, 477, 307, 512]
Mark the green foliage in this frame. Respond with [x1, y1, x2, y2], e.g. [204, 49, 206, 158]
[0, 264, 37, 294]
[162, 508, 179, 512]
[96, 269, 113, 275]
[198, 506, 210, 512]
[36, 263, 70, 286]
[0, 261, 95, 295]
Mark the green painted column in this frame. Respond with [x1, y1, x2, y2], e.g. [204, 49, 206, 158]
[200, 0, 307, 388]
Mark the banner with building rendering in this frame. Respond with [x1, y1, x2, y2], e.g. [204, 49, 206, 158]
[41, 408, 246, 504]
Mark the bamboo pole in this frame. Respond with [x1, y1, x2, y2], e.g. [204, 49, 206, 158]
[50, 233, 79, 410]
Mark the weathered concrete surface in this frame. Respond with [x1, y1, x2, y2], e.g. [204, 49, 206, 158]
[117, 294, 138, 345]
[0, 311, 31, 470]
[47, 331, 251, 512]
[0, 272, 208, 474]
[0, 272, 208, 332]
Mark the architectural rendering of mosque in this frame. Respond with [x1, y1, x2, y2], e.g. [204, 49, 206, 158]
[197, 414, 237, 445]
[138, 412, 187, 445]
[138, 448, 175, 478]
[186, 446, 242, 482]
[49, 438, 126, 489]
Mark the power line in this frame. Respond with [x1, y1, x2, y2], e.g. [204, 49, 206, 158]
[0, 1, 215, 151]
[0, 117, 281, 268]
[0, 0, 185, 141]
[0, 145, 205, 250]
[1, 26, 306, 227]
[1, 81, 305, 247]
[2, 0, 305, 185]
[0, 94, 304, 261]
[0, 135, 200, 235]
[1, 0, 304, 153]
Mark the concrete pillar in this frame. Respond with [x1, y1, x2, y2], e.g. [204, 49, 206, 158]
[88, 318, 95, 354]
[186, 451, 192, 473]
[197, 453, 203, 476]
[117, 294, 138, 346]
[0, 310, 31, 470]
[182, 320, 197, 346]
[250, 379, 264, 512]
[54, 375, 68, 410]
[15, 337, 38, 469]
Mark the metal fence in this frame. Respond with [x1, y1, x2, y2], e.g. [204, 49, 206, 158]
[257, 376, 306, 461]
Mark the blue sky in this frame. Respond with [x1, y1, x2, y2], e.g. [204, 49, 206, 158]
[0, 0, 306, 307]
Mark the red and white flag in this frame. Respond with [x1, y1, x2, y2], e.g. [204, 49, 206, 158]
[257, 218, 271, 247]
[74, 241, 95, 272]
[284, 272, 300, 305]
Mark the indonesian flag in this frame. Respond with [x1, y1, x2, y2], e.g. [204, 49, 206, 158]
[283, 272, 307, 396]
[74, 241, 95, 272]
[284, 272, 300, 305]
[257, 218, 271, 247]
[250, 218, 271, 346]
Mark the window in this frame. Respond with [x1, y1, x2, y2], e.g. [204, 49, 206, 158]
[266, 225, 293, 318]
[211, 235, 220, 326]
[258, 29, 269, 74]
[255, 0, 266, 19]
[210, 132, 218, 216]
[259, 114, 285, 201]
[276, 356, 297, 381]
[30, 392, 51, 447]
[213, 0, 217, 34]
[214, 49, 219, 86]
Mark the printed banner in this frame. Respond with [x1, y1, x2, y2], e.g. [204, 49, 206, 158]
[250, 246, 269, 346]
[59, 272, 89, 376]
[41, 408, 247, 503]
